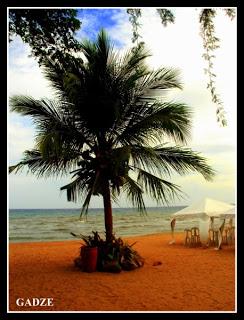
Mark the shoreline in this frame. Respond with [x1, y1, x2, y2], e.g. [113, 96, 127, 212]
[9, 231, 174, 244]
[9, 232, 235, 312]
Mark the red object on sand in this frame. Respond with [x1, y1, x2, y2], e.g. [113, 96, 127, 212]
[82, 247, 98, 272]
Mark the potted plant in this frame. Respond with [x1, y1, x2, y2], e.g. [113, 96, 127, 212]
[71, 231, 100, 272]
[71, 231, 144, 273]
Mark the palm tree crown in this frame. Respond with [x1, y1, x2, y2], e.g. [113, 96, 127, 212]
[10, 29, 215, 241]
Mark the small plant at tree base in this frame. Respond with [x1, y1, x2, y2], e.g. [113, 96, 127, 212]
[71, 231, 144, 273]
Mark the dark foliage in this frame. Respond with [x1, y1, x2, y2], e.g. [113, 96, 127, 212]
[72, 231, 144, 272]
[9, 9, 81, 64]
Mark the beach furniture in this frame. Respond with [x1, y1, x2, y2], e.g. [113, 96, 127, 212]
[222, 228, 229, 245]
[208, 228, 219, 246]
[190, 227, 201, 247]
[222, 216, 235, 245]
[184, 228, 191, 246]
[226, 226, 235, 245]
[171, 198, 235, 248]
[172, 198, 234, 221]
[183, 227, 201, 247]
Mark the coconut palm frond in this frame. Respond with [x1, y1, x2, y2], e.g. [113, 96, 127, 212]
[110, 67, 183, 138]
[10, 95, 60, 120]
[41, 57, 67, 98]
[10, 95, 66, 127]
[10, 149, 79, 178]
[81, 29, 111, 70]
[10, 95, 94, 148]
[60, 174, 87, 202]
[155, 145, 216, 181]
[41, 53, 85, 103]
[136, 67, 183, 97]
[116, 102, 192, 145]
[36, 130, 82, 160]
[9, 163, 25, 174]
[62, 72, 83, 105]
[122, 175, 146, 214]
[118, 44, 151, 77]
[130, 145, 171, 176]
[137, 169, 184, 204]
[80, 189, 93, 217]
[79, 171, 103, 217]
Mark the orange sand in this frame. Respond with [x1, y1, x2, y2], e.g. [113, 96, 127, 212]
[9, 232, 235, 312]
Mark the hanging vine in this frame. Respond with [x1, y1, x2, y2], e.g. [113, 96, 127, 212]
[156, 9, 175, 26]
[224, 8, 236, 20]
[126, 9, 144, 50]
[199, 8, 235, 126]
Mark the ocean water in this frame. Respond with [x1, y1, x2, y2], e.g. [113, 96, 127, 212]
[9, 206, 200, 243]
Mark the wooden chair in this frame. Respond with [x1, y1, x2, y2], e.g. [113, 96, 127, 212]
[222, 228, 228, 245]
[190, 227, 201, 247]
[227, 226, 235, 245]
[208, 228, 219, 247]
[184, 228, 191, 246]
[222, 226, 235, 245]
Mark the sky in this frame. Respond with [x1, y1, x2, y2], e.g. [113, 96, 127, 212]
[8, 8, 237, 209]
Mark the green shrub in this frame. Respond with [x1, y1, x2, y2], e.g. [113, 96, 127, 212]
[71, 231, 144, 272]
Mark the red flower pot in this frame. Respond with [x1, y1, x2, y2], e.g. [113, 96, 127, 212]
[82, 247, 98, 272]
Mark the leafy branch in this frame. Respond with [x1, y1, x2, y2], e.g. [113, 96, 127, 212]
[127, 9, 142, 43]
[156, 9, 175, 27]
[199, 8, 236, 127]
[126, 9, 145, 52]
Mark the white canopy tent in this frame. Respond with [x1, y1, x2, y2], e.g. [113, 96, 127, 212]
[172, 198, 234, 220]
[170, 198, 234, 243]
[218, 207, 235, 219]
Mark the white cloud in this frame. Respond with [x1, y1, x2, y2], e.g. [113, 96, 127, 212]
[8, 37, 57, 166]
[106, 10, 133, 48]
[9, 36, 55, 99]
[75, 12, 99, 40]
[8, 118, 35, 164]
[9, 174, 105, 209]
[76, 9, 132, 49]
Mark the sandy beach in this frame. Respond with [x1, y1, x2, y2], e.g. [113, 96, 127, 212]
[9, 232, 235, 312]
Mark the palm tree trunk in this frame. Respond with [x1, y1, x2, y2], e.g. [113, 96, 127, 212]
[103, 180, 113, 242]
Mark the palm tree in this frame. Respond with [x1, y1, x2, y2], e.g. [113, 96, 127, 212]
[10, 29, 215, 242]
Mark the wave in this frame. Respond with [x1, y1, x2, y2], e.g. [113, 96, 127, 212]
[9, 207, 188, 242]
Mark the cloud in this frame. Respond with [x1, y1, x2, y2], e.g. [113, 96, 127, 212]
[8, 37, 56, 166]
[192, 144, 235, 155]
[8, 118, 35, 164]
[9, 36, 35, 72]
[138, 9, 204, 71]
[75, 9, 132, 49]
[9, 37, 55, 99]
[173, 173, 235, 205]
[9, 174, 104, 209]
[106, 10, 133, 48]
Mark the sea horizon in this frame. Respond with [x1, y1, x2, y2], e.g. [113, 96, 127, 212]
[9, 205, 186, 210]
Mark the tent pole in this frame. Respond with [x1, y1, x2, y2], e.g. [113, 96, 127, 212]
[169, 218, 176, 244]
[216, 219, 226, 250]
